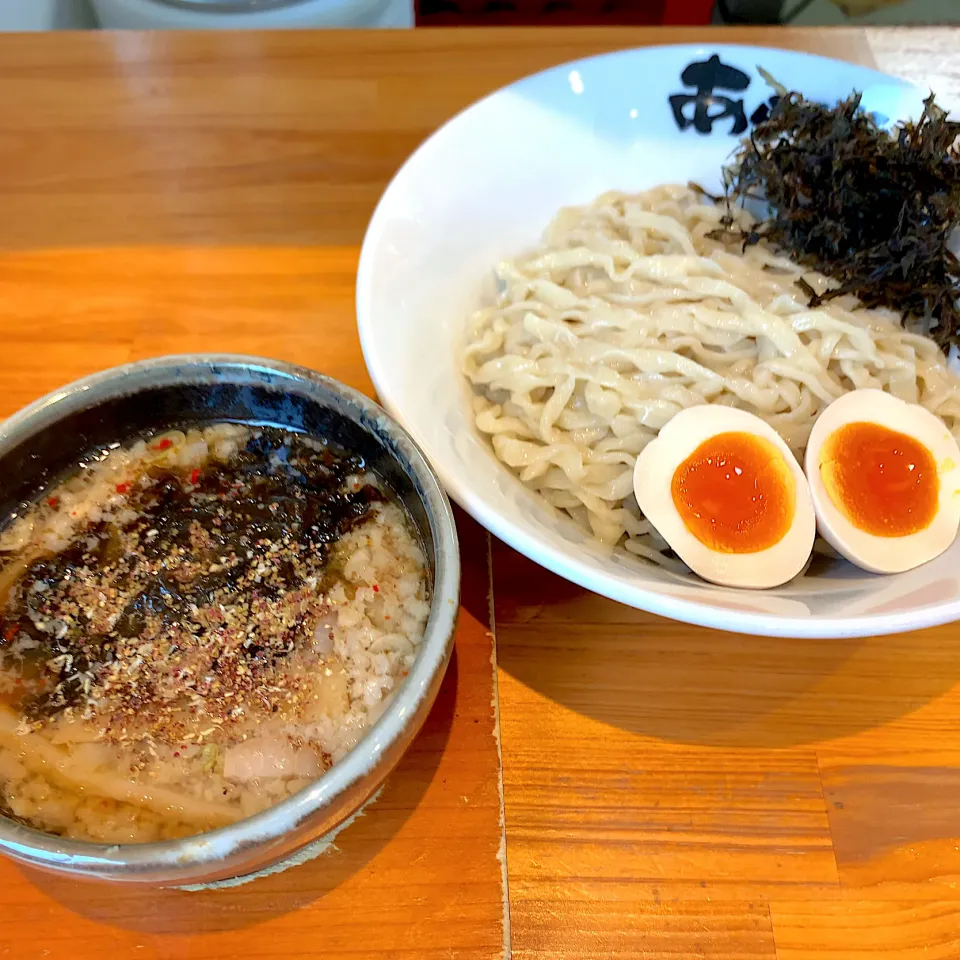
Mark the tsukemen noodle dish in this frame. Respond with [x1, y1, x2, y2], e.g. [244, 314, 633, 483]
[0, 424, 430, 843]
[463, 85, 960, 588]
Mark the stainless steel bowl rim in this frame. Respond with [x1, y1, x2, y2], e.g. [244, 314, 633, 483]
[0, 354, 459, 879]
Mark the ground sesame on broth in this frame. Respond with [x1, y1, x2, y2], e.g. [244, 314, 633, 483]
[0, 424, 430, 844]
[11, 427, 382, 741]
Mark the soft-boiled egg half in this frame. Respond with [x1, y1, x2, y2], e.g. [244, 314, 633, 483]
[634, 406, 816, 589]
[804, 389, 960, 574]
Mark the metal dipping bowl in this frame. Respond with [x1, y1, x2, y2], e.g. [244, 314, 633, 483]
[0, 355, 459, 885]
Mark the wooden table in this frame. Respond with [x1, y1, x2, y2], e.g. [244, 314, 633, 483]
[0, 24, 958, 960]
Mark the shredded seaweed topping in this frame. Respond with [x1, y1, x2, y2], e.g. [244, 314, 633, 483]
[714, 83, 960, 349]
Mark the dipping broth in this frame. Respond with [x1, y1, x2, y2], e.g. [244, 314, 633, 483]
[0, 424, 429, 843]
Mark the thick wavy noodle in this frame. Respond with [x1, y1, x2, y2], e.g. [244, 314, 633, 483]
[462, 185, 960, 570]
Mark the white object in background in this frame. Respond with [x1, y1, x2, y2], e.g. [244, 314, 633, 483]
[793, 0, 960, 25]
[356, 43, 956, 639]
[0, 0, 96, 29]
[91, 0, 412, 28]
[869, 27, 960, 117]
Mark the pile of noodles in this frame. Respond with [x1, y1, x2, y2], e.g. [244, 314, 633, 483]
[462, 185, 960, 569]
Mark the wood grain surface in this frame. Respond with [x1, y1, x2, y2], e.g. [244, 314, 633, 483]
[0, 246, 506, 960]
[1, 511, 503, 960]
[0, 23, 957, 960]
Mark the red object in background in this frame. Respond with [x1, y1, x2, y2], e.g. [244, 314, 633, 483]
[416, 0, 713, 25]
[663, 0, 715, 22]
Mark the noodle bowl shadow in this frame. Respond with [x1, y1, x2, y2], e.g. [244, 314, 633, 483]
[493, 548, 960, 751]
[0, 355, 460, 885]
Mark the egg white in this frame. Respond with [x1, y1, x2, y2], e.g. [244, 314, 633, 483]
[804, 389, 960, 574]
[633, 405, 816, 589]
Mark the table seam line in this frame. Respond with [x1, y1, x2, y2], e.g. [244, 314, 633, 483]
[487, 532, 512, 960]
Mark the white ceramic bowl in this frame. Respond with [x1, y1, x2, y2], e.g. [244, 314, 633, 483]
[357, 44, 958, 639]
[90, 0, 412, 29]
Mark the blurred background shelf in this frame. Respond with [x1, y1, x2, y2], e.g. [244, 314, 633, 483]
[5, 0, 959, 30]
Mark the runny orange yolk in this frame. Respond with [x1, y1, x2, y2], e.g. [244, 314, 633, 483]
[818, 421, 938, 537]
[670, 431, 796, 554]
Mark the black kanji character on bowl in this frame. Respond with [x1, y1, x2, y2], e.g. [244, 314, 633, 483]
[669, 54, 751, 135]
